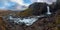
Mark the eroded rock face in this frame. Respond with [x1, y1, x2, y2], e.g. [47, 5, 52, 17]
[49, 0, 60, 13]
[29, 2, 48, 15]
[56, 0, 60, 9]
[29, 2, 60, 16]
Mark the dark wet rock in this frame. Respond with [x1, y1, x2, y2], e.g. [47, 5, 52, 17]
[49, 0, 60, 14]
[29, 2, 48, 15]
[56, 0, 60, 9]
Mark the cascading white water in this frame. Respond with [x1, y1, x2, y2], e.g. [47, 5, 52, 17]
[3, 15, 45, 26]
[7, 16, 40, 26]
[46, 6, 51, 15]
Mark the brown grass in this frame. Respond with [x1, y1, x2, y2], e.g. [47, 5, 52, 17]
[0, 10, 59, 30]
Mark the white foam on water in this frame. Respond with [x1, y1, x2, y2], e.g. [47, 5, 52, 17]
[18, 18, 38, 26]
[7, 15, 45, 26]
[7, 15, 38, 26]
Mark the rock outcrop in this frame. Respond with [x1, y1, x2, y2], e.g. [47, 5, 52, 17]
[29, 2, 48, 15]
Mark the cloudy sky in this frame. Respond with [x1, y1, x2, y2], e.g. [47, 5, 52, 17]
[11, 0, 56, 6]
[0, 0, 57, 10]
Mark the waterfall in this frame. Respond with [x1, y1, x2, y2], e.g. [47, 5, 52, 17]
[47, 6, 51, 15]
